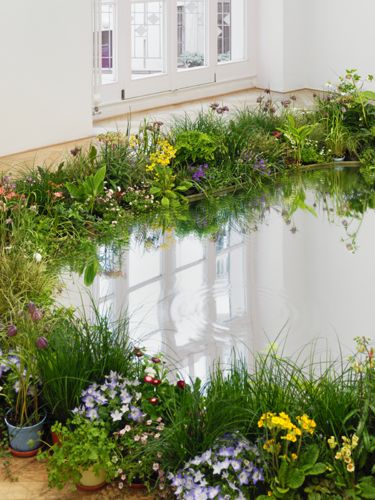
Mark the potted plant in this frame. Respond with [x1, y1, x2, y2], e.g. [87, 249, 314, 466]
[0, 303, 50, 457]
[326, 114, 348, 162]
[40, 416, 119, 491]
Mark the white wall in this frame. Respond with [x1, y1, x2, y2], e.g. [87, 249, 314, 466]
[256, 0, 375, 92]
[256, 0, 285, 91]
[304, 0, 375, 90]
[0, 0, 93, 157]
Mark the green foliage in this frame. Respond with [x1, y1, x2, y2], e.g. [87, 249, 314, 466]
[278, 114, 317, 165]
[173, 130, 226, 168]
[40, 416, 119, 490]
[0, 250, 57, 322]
[359, 148, 375, 184]
[66, 159, 106, 213]
[228, 107, 283, 158]
[149, 165, 192, 208]
[36, 307, 135, 424]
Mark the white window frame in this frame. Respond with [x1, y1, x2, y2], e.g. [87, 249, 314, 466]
[93, 0, 255, 108]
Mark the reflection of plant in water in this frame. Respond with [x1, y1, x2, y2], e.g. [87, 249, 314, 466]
[77, 168, 375, 266]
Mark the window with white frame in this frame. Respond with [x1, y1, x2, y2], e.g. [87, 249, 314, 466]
[131, 0, 165, 78]
[217, 0, 231, 62]
[101, 1, 116, 83]
[177, 0, 206, 69]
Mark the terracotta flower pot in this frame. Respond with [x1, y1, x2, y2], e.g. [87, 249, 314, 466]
[77, 466, 106, 491]
[51, 431, 61, 446]
[129, 479, 146, 490]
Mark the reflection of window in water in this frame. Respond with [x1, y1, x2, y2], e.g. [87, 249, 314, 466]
[215, 227, 246, 321]
[176, 235, 204, 268]
[98, 245, 122, 274]
[128, 241, 161, 287]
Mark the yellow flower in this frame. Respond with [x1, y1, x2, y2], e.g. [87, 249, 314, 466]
[327, 436, 337, 449]
[347, 462, 355, 473]
[129, 134, 139, 148]
[282, 432, 297, 443]
[297, 414, 316, 435]
[291, 453, 298, 461]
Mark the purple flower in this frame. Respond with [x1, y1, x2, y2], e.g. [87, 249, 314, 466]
[253, 158, 271, 176]
[7, 325, 17, 337]
[36, 336, 48, 349]
[128, 405, 143, 422]
[27, 302, 37, 314]
[238, 470, 250, 485]
[192, 164, 208, 182]
[86, 408, 99, 421]
[252, 467, 264, 485]
[82, 395, 96, 408]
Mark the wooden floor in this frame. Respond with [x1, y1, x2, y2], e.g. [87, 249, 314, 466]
[0, 89, 314, 175]
[0, 456, 154, 500]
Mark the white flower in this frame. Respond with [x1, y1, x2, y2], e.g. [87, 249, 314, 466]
[146, 419, 152, 426]
[33, 252, 42, 263]
[154, 433, 160, 439]
[145, 367, 156, 377]
[134, 435, 141, 441]
[152, 463, 160, 471]
[111, 410, 123, 422]
[121, 404, 129, 413]
[135, 391, 142, 400]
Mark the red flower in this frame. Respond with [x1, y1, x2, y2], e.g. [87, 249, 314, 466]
[152, 379, 161, 386]
[149, 397, 159, 405]
[177, 380, 186, 390]
[144, 375, 154, 384]
[272, 131, 282, 139]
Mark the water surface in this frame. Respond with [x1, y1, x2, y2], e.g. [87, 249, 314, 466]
[59, 169, 375, 380]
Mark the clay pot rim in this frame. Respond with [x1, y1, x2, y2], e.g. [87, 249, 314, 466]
[9, 447, 39, 458]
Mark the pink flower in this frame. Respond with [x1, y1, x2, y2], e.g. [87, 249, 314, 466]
[53, 191, 63, 198]
[36, 336, 48, 349]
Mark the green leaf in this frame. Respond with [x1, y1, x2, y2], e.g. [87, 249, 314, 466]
[306, 463, 326, 475]
[287, 468, 305, 489]
[361, 90, 375, 101]
[93, 165, 106, 192]
[149, 186, 161, 195]
[300, 444, 319, 468]
[89, 145, 97, 163]
[66, 183, 82, 199]
[359, 476, 375, 499]
[83, 257, 99, 286]
[307, 493, 321, 500]
[278, 459, 289, 487]
[161, 197, 170, 208]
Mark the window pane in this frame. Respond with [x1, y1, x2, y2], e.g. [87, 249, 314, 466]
[131, 1, 166, 79]
[217, 0, 245, 63]
[177, 0, 207, 69]
[101, 1, 116, 83]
